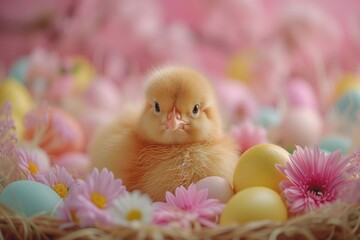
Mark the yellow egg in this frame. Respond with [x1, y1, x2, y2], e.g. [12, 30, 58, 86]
[220, 186, 288, 225]
[0, 78, 34, 117]
[227, 50, 255, 83]
[233, 143, 289, 194]
[71, 56, 95, 93]
[333, 73, 360, 101]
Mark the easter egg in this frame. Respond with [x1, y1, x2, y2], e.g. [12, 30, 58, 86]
[233, 143, 289, 193]
[255, 107, 281, 129]
[286, 78, 318, 110]
[9, 57, 29, 83]
[220, 186, 288, 225]
[333, 73, 360, 101]
[24, 106, 85, 157]
[0, 79, 34, 117]
[84, 78, 121, 111]
[335, 90, 360, 122]
[319, 135, 352, 155]
[278, 108, 322, 148]
[195, 176, 234, 203]
[77, 108, 115, 148]
[0, 180, 62, 217]
[70, 56, 95, 93]
[54, 152, 91, 177]
[227, 51, 254, 83]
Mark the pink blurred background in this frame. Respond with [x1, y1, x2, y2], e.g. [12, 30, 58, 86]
[1, 0, 360, 155]
[1, 0, 359, 72]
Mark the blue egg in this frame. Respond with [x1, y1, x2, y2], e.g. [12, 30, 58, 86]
[0, 180, 62, 217]
[9, 57, 29, 83]
[335, 90, 360, 122]
[319, 135, 352, 155]
[255, 107, 281, 129]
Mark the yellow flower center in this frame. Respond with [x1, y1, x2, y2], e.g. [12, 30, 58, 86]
[28, 162, 39, 174]
[126, 209, 142, 221]
[90, 193, 107, 209]
[52, 183, 69, 199]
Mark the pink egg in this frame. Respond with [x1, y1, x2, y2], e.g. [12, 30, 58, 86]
[195, 176, 234, 203]
[53, 152, 91, 177]
[24, 106, 85, 157]
[78, 108, 115, 149]
[84, 78, 120, 111]
[278, 107, 322, 148]
[213, 79, 258, 125]
[286, 78, 318, 110]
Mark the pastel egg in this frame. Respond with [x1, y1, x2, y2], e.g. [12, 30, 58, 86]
[24, 106, 85, 157]
[220, 186, 288, 225]
[333, 73, 360, 101]
[9, 57, 29, 83]
[53, 152, 91, 177]
[255, 107, 281, 129]
[227, 51, 254, 83]
[0, 79, 34, 117]
[335, 90, 360, 122]
[319, 135, 352, 155]
[84, 78, 121, 111]
[278, 107, 322, 149]
[286, 78, 318, 110]
[195, 176, 234, 203]
[77, 108, 115, 148]
[70, 56, 95, 94]
[233, 144, 289, 194]
[0, 180, 62, 217]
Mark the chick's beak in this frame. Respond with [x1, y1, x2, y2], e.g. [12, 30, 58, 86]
[166, 107, 187, 131]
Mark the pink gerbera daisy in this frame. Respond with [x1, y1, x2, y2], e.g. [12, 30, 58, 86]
[17, 147, 50, 180]
[277, 145, 352, 214]
[35, 165, 78, 199]
[153, 184, 224, 229]
[59, 168, 126, 227]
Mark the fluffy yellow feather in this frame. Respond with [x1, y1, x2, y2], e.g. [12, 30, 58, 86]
[89, 66, 239, 201]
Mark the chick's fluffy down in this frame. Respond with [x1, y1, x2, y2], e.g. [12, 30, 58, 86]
[90, 66, 239, 201]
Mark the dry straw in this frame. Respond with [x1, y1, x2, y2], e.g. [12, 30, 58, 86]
[1, 201, 359, 240]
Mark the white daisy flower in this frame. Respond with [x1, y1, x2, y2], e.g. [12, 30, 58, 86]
[110, 190, 154, 227]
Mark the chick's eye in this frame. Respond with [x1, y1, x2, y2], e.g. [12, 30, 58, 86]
[154, 101, 160, 113]
[192, 104, 200, 115]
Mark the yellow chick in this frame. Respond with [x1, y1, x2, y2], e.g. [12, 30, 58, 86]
[90, 66, 239, 201]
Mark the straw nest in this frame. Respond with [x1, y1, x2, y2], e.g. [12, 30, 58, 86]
[1, 201, 359, 240]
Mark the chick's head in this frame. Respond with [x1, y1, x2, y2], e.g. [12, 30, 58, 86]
[138, 66, 223, 144]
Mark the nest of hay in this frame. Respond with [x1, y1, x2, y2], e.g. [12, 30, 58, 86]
[1, 201, 359, 240]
